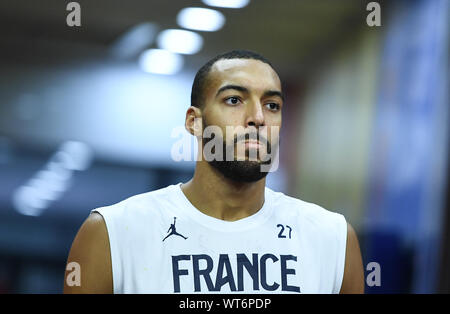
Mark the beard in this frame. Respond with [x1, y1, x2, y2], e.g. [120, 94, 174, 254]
[202, 117, 274, 183]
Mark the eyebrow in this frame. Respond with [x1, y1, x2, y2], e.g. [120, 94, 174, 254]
[216, 84, 284, 102]
[263, 90, 285, 103]
[216, 85, 249, 97]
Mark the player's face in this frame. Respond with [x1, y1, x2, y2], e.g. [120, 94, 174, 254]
[201, 58, 283, 182]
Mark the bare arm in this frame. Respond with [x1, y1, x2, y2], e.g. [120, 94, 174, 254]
[63, 212, 113, 293]
[340, 222, 364, 294]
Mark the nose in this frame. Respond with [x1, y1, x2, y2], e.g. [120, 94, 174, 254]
[245, 100, 265, 128]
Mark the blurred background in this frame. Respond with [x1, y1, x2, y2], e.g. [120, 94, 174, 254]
[0, 0, 448, 293]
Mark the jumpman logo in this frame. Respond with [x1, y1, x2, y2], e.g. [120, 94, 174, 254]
[162, 217, 188, 242]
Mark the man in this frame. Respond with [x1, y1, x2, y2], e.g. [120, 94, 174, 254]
[64, 50, 364, 294]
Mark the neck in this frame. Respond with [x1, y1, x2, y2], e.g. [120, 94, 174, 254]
[181, 159, 266, 222]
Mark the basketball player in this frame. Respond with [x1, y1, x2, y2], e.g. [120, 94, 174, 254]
[64, 50, 364, 294]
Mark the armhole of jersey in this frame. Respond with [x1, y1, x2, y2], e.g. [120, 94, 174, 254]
[333, 214, 348, 294]
[91, 208, 121, 294]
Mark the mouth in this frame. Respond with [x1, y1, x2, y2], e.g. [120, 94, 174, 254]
[242, 140, 263, 149]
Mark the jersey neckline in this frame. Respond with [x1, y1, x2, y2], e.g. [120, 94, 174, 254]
[172, 182, 275, 232]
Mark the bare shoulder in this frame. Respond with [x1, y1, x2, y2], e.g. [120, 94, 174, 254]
[340, 222, 365, 294]
[63, 212, 113, 294]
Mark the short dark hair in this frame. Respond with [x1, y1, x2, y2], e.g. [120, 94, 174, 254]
[190, 49, 275, 109]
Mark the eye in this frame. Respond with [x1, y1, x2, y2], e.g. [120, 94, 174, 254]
[224, 96, 241, 105]
[265, 102, 280, 111]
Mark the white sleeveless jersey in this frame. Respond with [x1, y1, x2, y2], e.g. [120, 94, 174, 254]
[92, 183, 347, 294]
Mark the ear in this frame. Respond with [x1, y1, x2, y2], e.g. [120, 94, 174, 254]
[185, 106, 203, 137]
